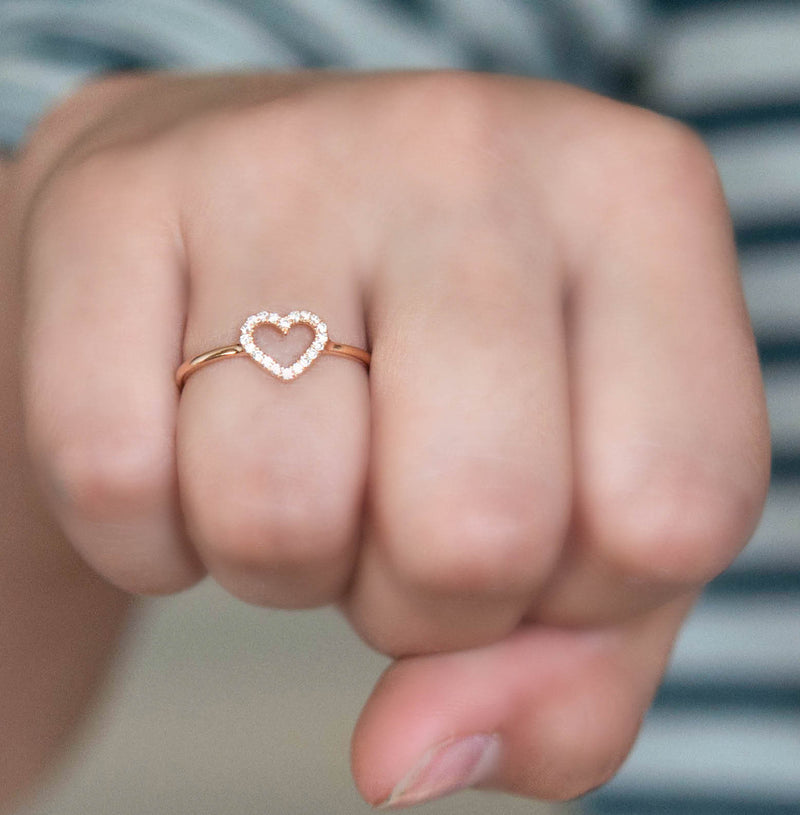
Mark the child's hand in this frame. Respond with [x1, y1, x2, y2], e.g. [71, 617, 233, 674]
[18, 72, 770, 806]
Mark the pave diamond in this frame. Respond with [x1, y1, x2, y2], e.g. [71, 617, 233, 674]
[239, 309, 328, 381]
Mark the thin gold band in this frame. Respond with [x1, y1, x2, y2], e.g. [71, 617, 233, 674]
[176, 340, 370, 390]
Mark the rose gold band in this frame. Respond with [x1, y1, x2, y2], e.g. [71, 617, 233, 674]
[175, 340, 371, 390]
[175, 309, 370, 390]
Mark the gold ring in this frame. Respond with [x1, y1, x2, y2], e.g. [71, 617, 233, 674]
[175, 309, 370, 390]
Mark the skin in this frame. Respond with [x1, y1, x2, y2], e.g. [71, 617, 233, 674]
[3, 71, 770, 808]
[0, 157, 130, 813]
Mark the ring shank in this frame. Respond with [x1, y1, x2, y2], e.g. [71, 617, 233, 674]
[175, 344, 243, 390]
[176, 340, 370, 390]
[322, 341, 372, 366]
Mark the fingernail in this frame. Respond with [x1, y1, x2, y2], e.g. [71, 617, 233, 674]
[377, 733, 501, 809]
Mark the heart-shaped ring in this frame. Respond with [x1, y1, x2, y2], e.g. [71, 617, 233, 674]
[240, 310, 328, 381]
[175, 308, 370, 389]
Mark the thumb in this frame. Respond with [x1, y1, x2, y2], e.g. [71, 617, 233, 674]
[351, 596, 691, 808]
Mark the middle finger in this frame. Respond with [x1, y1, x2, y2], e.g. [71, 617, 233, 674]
[346, 214, 571, 655]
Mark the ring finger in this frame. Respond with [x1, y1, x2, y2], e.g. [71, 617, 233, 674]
[177, 150, 371, 608]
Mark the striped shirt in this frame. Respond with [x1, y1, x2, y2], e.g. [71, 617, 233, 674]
[1, 2, 797, 813]
[0, 0, 645, 150]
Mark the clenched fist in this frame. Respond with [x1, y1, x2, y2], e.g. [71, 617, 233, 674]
[14, 71, 769, 807]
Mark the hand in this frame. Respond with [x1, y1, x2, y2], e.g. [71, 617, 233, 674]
[19, 71, 770, 806]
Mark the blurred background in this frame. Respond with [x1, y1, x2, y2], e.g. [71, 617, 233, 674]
[16, 584, 564, 815]
[3, 1, 798, 814]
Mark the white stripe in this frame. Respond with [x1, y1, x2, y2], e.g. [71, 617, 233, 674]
[706, 124, 800, 227]
[741, 245, 800, 341]
[667, 595, 800, 684]
[606, 711, 800, 797]
[0, 58, 94, 104]
[735, 479, 800, 572]
[269, 0, 467, 68]
[643, 4, 800, 113]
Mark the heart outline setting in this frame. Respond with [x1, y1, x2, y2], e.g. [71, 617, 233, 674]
[239, 310, 328, 381]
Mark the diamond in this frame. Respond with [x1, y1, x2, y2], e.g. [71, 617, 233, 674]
[239, 309, 327, 381]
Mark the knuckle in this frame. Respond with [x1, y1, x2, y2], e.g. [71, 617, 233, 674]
[388, 480, 561, 597]
[585, 454, 760, 584]
[182, 102, 329, 224]
[195, 478, 352, 579]
[49, 434, 171, 525]
[643, 119, 723, 204]
[20, 75, 148, 159]
[384, 71, 510, 196]
[647, 114, 719, 175]
[403, 70, 499, 136]
[29, 144, 156, 241]
[595, 110, 724, 210]
[48, 142, 139, 195]
[195, 100, 316, 176]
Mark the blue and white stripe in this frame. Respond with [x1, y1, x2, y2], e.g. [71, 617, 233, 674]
[0, 0, 645, 150]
